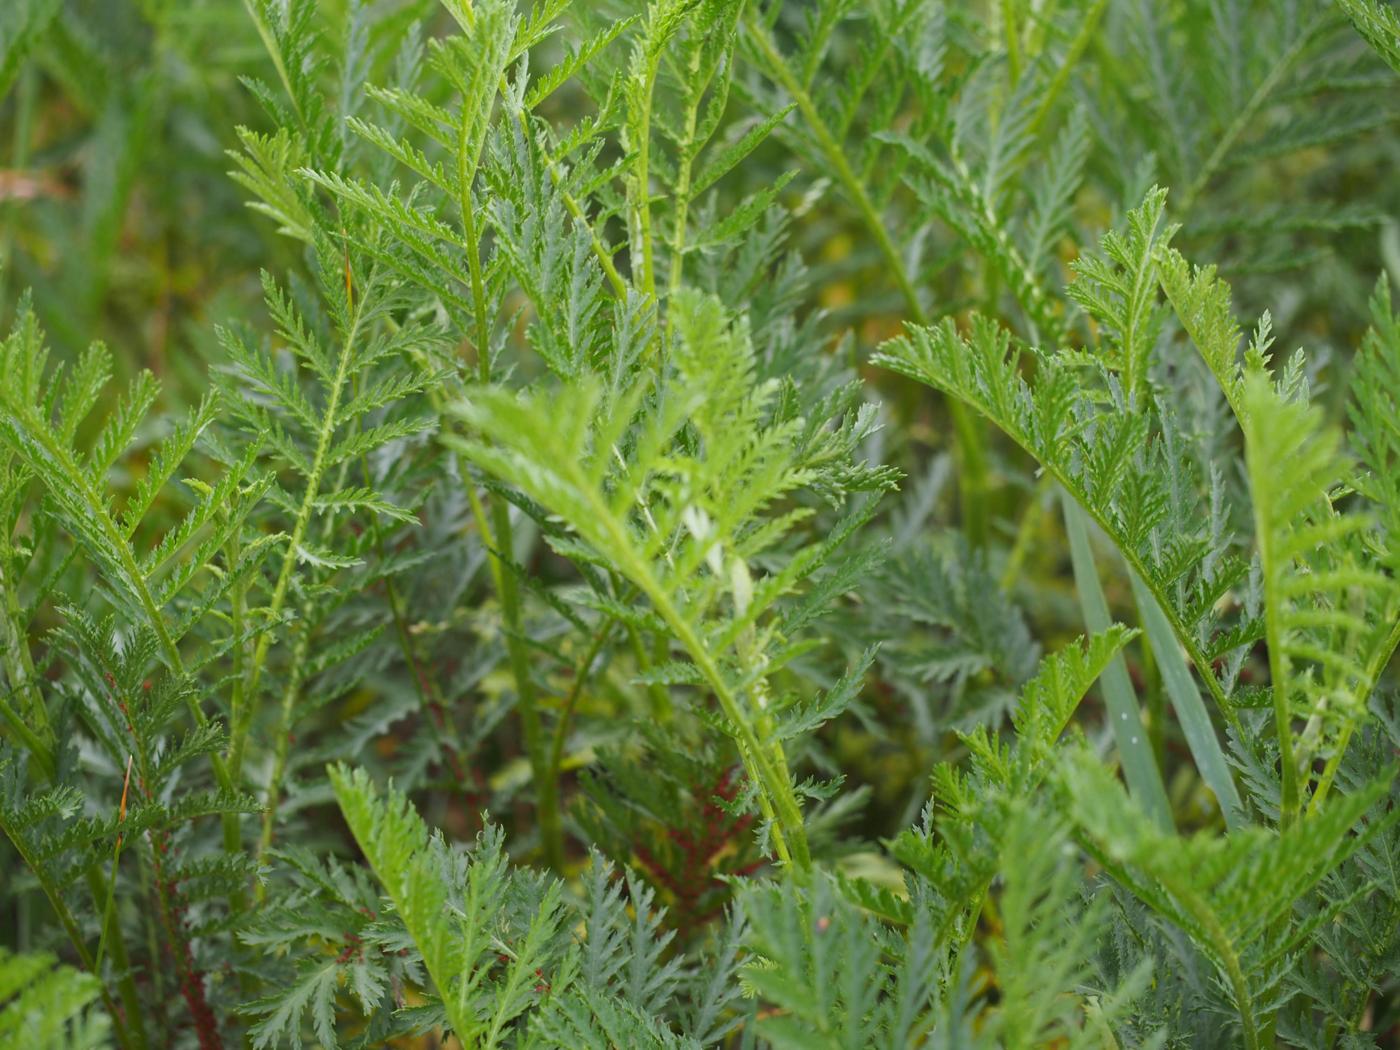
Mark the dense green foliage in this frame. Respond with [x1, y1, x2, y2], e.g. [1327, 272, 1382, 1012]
[2, 0, 1400, 1046]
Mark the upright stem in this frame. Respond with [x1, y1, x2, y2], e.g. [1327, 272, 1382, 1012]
[630, 51, 664, 300]
[356, 430, 474, 799]
[220, 532, 251, 905]
[494, 496, 556, 864]
[1001, 0, 1023, 82]
[1254, 497, 1300, 828]
[1309, 614, 1400, 814]
[84, 865, 147, 1050]
[591, 503, 811, 876]
[1062, 496, 1174, 831]
[542, 618, 618, 862]
[255, 621, 312, 882]
[665, 42, 710, 300]
[241, 264, 369, 872]
[743, 14, 991, 547]
[458, 155, 557, 869]
[1026, 0, 1109, 137]
[666, 150, 696, 298]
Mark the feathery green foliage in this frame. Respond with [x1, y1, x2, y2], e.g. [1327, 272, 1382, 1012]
[2, 0, 1399, 1046]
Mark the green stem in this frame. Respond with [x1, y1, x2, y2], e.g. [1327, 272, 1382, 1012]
[457, 142, 556, 869]
[1002, 0, 1023, 81]
[1062, 496, 1174, 830]
[225, 530, 250, 784]
[504, 85, 626, 298]
[220, 531, 251, 905]
[746, 15, 916, 318]
[1254, 493, 1301, 829]
[630, 51, 664, 299]
[439, 62, 625, 862]
[622, 620, 673, 722]
[240, 0, 315, 158]
[544, 142, 627, 298]
[84, 865, 146, 1050]
[665, 154, 696, 299]
[646, 630, 675, 722]
[493, 496, 556, 867]
[1129, 569, 1245, 831]
[1162, 874, 1262, 1050]
[358, 440, 472, 798]
[0, 690, 52, 775]
[378, 44, 604, 868]
[238, 267, 370, 880]
[92, 760, 130, 973]
[545, 620, 615, 785]
[999, 472, 1052, 590]
[1309, 613, 1400, 814]
[1026, 0, 1109, 137]
[13, 836, 96, 989]
[541, 618, 618, 865]
[743, 13, 991, 546]
[255, 622, 311, 883]
[665, 42, 710, 300]
[236, 302, 365, 728]
[590, 499, 810, 876]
